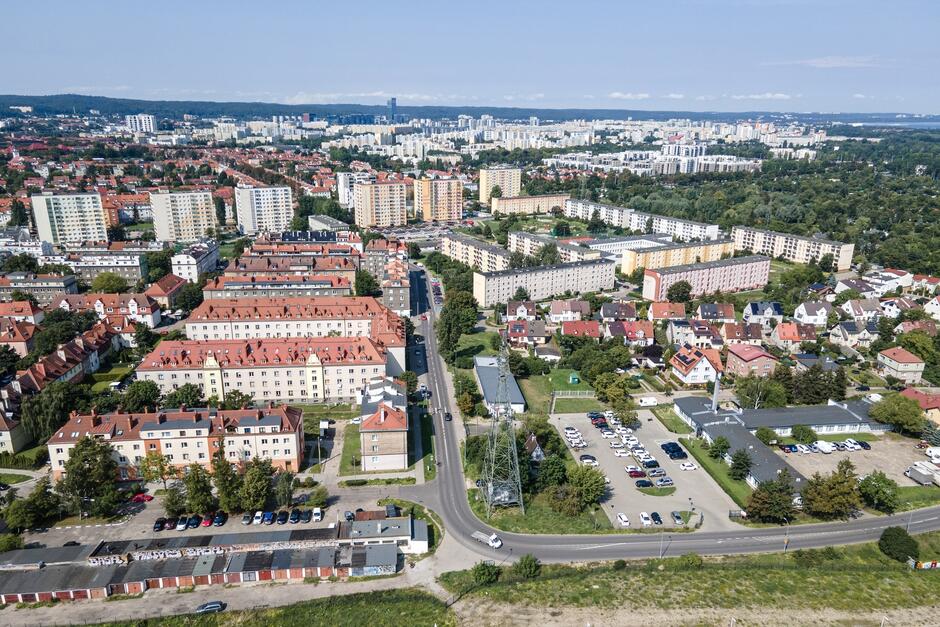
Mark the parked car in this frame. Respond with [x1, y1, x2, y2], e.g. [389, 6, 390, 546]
[651, 512, 663, 525]
[153, 517, 166, 532]
[163, 517, 177, 531]
[201, 513, 214, 527]
[627, 470, 647, 478]
[312, 507, 323, 522]
[858, 440, 871, 450]
[679, 462, 698, 471]
[635, 479, 654, 488]
[252, 511, 264, 525]
[301, 509, 314, 523]
[579, 454, 598, 467]
[613, 449, 630, 457]
[262, 511, 275, 525]
[289, 509, 301, 524]
[131, 493, 154, 503]
[276, 510, 289, 525]
[344, 511, 355, 522]
[855, 385, 871, 391]
[655, 477, 674, 487]
[195, 601, 226, 614]
[648, 468, 667, 478]
[187, 515, 202, 529]
[213, 512, 227, 526]
[671, 511, 684, 525]
[616, 513, 630, 527]
[642, 460, 660, 469]
[176, 515, 189, 530]
[639, 512, 653, 526]
[241, 512, 253, 525]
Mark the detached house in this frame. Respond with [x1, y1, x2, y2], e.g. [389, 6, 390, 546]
[504, 319, 548, 348]
[144, 273, 186, 310]
[743, 301, 784, 330]
[793, 301, 833, 327]
[830, 320, 879, 349]
[880, 297, 919, 320]
[725, 343, 778, 378]
[926, 296, 940, 322]
[648, 302, 687, 322]
[895, 320, 938, 337]
[721, 322, 764, 346]
[841, 298, 881, 322]
[606, 320, 655, 347]
[505, 300, 537, 322]
[670, 344, 723, 386]
[0, 318, 37, 356]
[359, 403, 409, 471]
[770, 322, 816, 353]
[877, 347, 925, 385]
[695, 303, 736, 324]
[668, 320, 723, 350]
[598, 302, 637, 323]
[561, 320, 601, 340]
[836, 278, 877, 299]
[548, 299, 590, 324]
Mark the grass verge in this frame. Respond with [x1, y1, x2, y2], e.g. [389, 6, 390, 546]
[553, 397, 606, 413]
[897, 485, 940, 511]
[0, 472, 30, 484]
[680, 437, 752, 508]
[339, 478, 416, 487]
[637, 486, 677, 497]
[468, 488, 614, 534]
[650, 405, 693, 434]
[378, 498, 444, 555]
[419, 410, 436, 481]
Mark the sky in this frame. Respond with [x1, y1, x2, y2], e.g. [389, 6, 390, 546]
[3, 0, 939, 114]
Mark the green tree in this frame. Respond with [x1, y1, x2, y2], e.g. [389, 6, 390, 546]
[537, 455, 568, 490]
[183, 464, 215, 513]
[436, 291, 480, 361]
[8, 199, 29, 227]
[274, 471, 294, 508]
[735, 375, 788, 409]
[666, 281, 693, 303]
[708, 436, 730, 460]
[176, 283, 204, 312]
[398, 371, 418, 395]
[91, 272, 129, 293]
[745, 470, 797, 523]
[801, 459, 861, 520]
[217, 390, 254, 410]
[240, 457, 274, 511]
[355, 270, 379, 296]
[587, 208, 606, 233]
[755, 426, 778, 445]
[3, 498, 36, 531]
[511, 286, 530, 302]
[512, 553, 541, 579]
[471, 560, 501, 585]
[163, 383, 205, 409]
[214, 196, 227, 226]
[309, 485, 329, 509]
[10, 290, 37, 306]
[211, 443, 243, 513]
[163, 482, 186, 517]
[489, 185, 503, 200]
[870, 394, 926, 434]
[790, 424, 817, 444]
[729, 449, 753, 481]
[19, 381, 92, 442]
[139, 451, 174, 490]
[0, 345, 20, 375]
[0, 533, 24, 553]
[56, 436, 121, 518]
[859, 470, 900, 514]
[2, 254, 38, 273]
[545, 483, 583, 516]
[133, 325, 160, 354]
[567, 465, 606, 509]
[879, 526, 919, 562]
[121, 380, 162, 413]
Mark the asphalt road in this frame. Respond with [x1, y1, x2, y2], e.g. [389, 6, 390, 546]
[402, 266, 940, 563]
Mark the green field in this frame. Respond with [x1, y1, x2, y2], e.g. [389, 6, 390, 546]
[298, 403, 359, 434]
[338, 423, 362, 476]
[552, 397, 607, 413]
[519, 368, 598, 415]
[897, 485, 940, 511]
[0, 472, 30, 484]
[96, 589, 455, 626]
[650, 405, 693, 434]
[88, 364, 134, 393]
[680, 437, 752, 507]
[455, 330, 500, 363]
[468, 489, 614, 534]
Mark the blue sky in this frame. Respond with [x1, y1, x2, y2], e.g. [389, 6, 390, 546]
[4, 0, 938, 113]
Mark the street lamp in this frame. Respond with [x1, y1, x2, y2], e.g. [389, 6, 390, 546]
[907, 504, 914, 532]
[783, 517, 791, 553]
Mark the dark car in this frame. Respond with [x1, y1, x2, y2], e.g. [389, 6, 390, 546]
[855, 385, 871, 392]
[153, 517, 166, 532]
[195, 601, 226, 614]
[164, 517, 177, 531]
[289, 509, 301, 524]
[444, 412, 452, 422]
[300, 509, 313, 523]
[213, 512, 227, 527]
[0, 482, 10, 492]
[668, 451, 688, 460]
[587, 412, 604, 419]
[187, 515, 202, 529]
[642, 460, 660, 469]
[63, 540, 81, 547]
[635, 479, 654, 488]
[176, 515, 189, 530]
[241, 512, 253, 525]
[262, 511, 275, 525]
[344, 510, 355, 522]
[276, 510, 289, 525]
[858, 440, 871, 450]
[650, 512, 663, 525]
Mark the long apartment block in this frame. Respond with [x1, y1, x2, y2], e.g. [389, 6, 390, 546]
[507, 231, 602, 263]
[642, 255, 770, 301]
[491, 193, 570, 216]
[564, 199, 721, 241]
[472, 259, 616, 308]
[440, 232, 511, 272]
[202, 275, 352, 299]
[731, 226, 854, 271]
[621, 239, 736, 275]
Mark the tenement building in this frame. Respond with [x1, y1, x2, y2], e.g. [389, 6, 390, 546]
[472, 259, 616, 308]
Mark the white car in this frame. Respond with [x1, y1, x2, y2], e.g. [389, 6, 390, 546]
[601, 431, 617, 439]
[639, 512, 653, 527]
[624, 465, 641, 473]
[610, 441, 624, 449]
[844, 439, 861, 451]
[679, 462, 698, 471]
[615, 427, 630, 435]
[617, 513, 630, 527]
[563, 426, 580, 436]
[582, 458, 599, 467]
[613, 449, 630, 457]
[604, 411, 615, 419]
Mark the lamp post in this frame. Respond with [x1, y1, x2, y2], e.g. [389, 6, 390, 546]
[907, 504, 914, 532]
[784, 517, 791, 553]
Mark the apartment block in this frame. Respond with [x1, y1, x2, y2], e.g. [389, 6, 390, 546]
[235, 186, 294, 235]
[0, 273, 79, 305]
[731, 226, 854, 271]
[136, 337, 390, 404]
[336, 171, 375, 208]
[491, 193, 569, 216]
[150, 190, 218, 242]
[30, 193, 109, 244]
[584, 234, 674, 255]
[203, 275, 352, 299]
[171, 240, 220, 284]
[353, 181, 407, 228]
[124, 114, 156, 133]
[621, 239, 735, 275]
[414, 178, 463, 222]
[223, 255, 359, 284]
[479, 167, 522, 205]
[41, 253, 147, 283]
[380, 259, 411, 317]
[48, 405, 304, 480]
[506, 231, 601, 263]
[440, 232, 511, 272]
[52, 293, 162, 328]
[642, 255, 770, 301]
[473, 259, 616, 308]
[359, 402, 408, 472]
[564, 199, 721, 241]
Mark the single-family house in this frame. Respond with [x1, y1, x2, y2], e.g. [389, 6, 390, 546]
[770, 322, 816, 353]
[900, 388, 940, 425]
[829, 320, 879, 349]
[912, 275, 940, 295]
[534, 345, 561, 363]
[841, 298, 882, 322]
[0, 318, 37, 356]
[606, 320, 655, 347]
[648, 302, 687, 322]
[144, 273, 186, 310]
[505, 300, 537, 322]
[725, 343, 778, 378]
[548, 299, 590, 324]
[877, 347, 925, 385]
[668, 319, 723, 350]
[720, 322, 764, 346]
[504, 319, 548, 348]
[793, 301, 833, 327]
[670, 344, 723, 385]
[695, 303, 736, 324]
[926, 296, 940, 322]
[794, 353, 840, 373]
[835, 278, 877, 299]
[742, 301, 784, 330]
[523, 433, 545, 462]
[880, 297, 919, 320]
[561, 320, 601, 340]
[598, 302, 637, 323]
[895, 319, 938, 337]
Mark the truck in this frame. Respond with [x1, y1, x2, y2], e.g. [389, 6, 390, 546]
[906, 466, 936, 486]
[471, 531, 503, 549]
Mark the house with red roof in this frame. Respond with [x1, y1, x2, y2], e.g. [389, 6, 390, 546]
[900, 388, 940, 424]
[648, 302, 687, 322]
[359, 403, 409, 471]
[725, 344, 778, 378]
[770, 322, 817, 353]
[145, 273, 187, 310]
[877, 347, 925, 384]
[606, 320, 655, 346]
[561, 320, 601, 340]
[0, 319, 37, 356]
[670, 344, 723, 386]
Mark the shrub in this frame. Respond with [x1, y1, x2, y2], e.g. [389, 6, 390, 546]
[471, 561, 501, 586]
[344, 479, 367, 487]
[512, 554, 541, 580]
[612, 559, 626, 571]
[879, 526, 919, 563]
[676, 552, 703, 569]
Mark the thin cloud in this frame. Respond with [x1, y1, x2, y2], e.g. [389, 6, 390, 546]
[852, 93, 868, 99]
[730, 92, 793, 101]
[768, 55, 883, 69]
[664, 93, 685, 100]
[695, 95, 717, 101]
[502, 93, 545, 102]
[608, 92, 650, 100]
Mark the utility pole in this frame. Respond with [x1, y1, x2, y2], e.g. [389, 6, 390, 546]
[907, 505, 914, 532]
[784, 517, 791, 553]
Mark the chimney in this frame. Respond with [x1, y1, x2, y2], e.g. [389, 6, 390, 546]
[711, 374, 721, 413]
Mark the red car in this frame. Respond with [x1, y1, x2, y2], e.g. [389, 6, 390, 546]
[201, 513, 215, 527]
[131, 493, 154, 503]
[627, 470, 647, 478]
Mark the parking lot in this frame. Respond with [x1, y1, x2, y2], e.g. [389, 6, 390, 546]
[774, 432, 926, 486]
[550, 411, 740, 531]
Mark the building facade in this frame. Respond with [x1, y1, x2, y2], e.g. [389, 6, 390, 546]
[41, 254, 146, 283]
[30, 193, 109, 245]
[353, 181, 407, 228]
[491, 193, 569, 216]
[565, 199, 721, 241]
[171, 240, 220, 283]
[440, 232, 511, 272]
[507, 231, 601, 263]
[202, 275, 351, 299]
[479, 167, 522, 205]
[0, 273, 79, 305]
[150, 191, 218, 242]
[235, 186, 294, 235]
[620, 239, 735, 275]
[472, 259, 616, 308]
[731, 226, 854, 271]
[414, 178, 463, 222]
[125, 114, 156, 133]
[642, 255, 770, 301]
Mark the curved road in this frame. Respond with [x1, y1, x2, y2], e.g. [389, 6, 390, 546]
[401, 267, 940, 563]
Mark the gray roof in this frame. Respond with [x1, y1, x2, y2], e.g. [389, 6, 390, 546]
[702, 420, 805, 486]
[139, 418, 213, 432]
[675, 396, 879, 431]
[473, 356, 526, 407]
[0, 544, 95, 568]
[443, 231, 511, 258]
[364, 544, 399, 567]
[794, 354, 839, 372]
[346, 516, 413, 540]
[653, 255, 769, 277]
[745, 301, 784, 316]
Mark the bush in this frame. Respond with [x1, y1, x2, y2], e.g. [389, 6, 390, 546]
[676, 552, 703, 569]
[343, 479, 367, 487]
[471, 561, 501, 586]
[512, 554, 541, 580]
[454, 356, 474, 369]
[791, 424, 817, 444]
[612, 559, 626, 571]
[879, 526, 919, 563]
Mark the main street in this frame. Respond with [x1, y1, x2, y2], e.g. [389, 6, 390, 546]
[401, 265, 940, 563]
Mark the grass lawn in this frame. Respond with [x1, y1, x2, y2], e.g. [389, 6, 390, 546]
[88, 364, 134, 393]
[650, 405, 693, 434]
[553, 397, 607, 413]
[455, 330, 500, 364]
[849, 369, 885, 387]
[339, 477, 416, 487]
[897, 485, 940, 511]
[0, 443, 48, 469]
[0, 472, 30, 484]
[468, 489, 614, 534]
[98, 589, 455, 626]
[55, 513, 122, 527]
[637, 486, 677, 497]
[417, 410, 436, 481]
[548, 368, 594, 392]
[680, 437, 752, 508]
[297, 403, 358, 434]
[378, 498, 445, 555]
[518, 375, 552, 415]
[338, 423, 362, 476]
[642, 373, 666, 392]
[124, 221, 154, 232]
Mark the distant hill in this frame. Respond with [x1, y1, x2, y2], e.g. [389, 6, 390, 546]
[0, 93, 936, 126]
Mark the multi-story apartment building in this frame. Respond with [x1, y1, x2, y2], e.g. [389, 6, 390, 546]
[507, 231, 602, 263]
[223, 255, 359, 284]
[202, 275, 352, 299]
[124, 114, 156, 133]
[414, 178, 463, 222]
[362, 237, 407, 278]
[62, 240, 166, 257]
[479, 167, 522, 205]
[171, 240, 220, 283]
[336, 171, 375, 208]
[48, 405, 304, 480]
[491, 193, 570, 216]
[0, 273, 79, 305]
[52, 293, 162, 328]
[136, 337, 390, 404]
[150, 190, 218, 242]
[731, 226, 854, 271]
[184, 296, 406, 375]
[440, 232, 511, 272]
[642, 255, 770, 301]
[234, 186, 294, 235]
[380, 259, 411, 316]
[353, 181, 407, 228]
[472, 259, 616, 308]
[621, 239, 736, 275]
[564, 199, 721, 241]
[40, 253, 147, 283]
[30, 193, 109, 244]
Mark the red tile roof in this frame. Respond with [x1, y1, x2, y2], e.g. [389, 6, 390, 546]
[359, 403, 408, 432]
[879, 346, 924, 364]
[561, 320, 601, 338]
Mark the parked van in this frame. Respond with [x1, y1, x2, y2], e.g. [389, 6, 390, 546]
[925, 447, 940, 458]
[638, 397, 657, 407]
[814, 440, 835, 454]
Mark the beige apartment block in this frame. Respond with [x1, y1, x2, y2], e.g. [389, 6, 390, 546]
[491, 193, 569, 216]
[414, 178, 463, 222]
[150, 190, 218, 242]
[479, 167, 522, 205]
[473, 259, 616, 308]
[731, 226, 854, 271]
[621, 239, 736, 275]
[354, 181, 408, 228]
[642, 255, 770, 301]
[440, 232, 511, 272]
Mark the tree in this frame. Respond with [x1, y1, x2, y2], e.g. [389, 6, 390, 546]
[0, 533, 23, 553]
[121, 380, 162, 413]
[163, 482, 187, 517]
[567, 465, 606, 509]
[10, 290, 37, 306]
[735, 375, 788, 409]
[537, 455, 568, 490]
[790, 424, 817, 444]
[745, 470, 797, 523]
[107, 225, 127, 242]
[801, 459, 861, 520]
[489, 185, 503, 200]
[309, 485, 329, 509]
[8, 199, 29, 227]
[666, 281, 693, 303]
[436, 291, 479, 361]
[19, 381, 92, 442]
[870, 394, 926, 434]
[211, 443, 243, 513]
[4, 498, 37, 531]
[471, 560, 501, 585]
[163, 383, 205, 409]
[2, 254, 38, 273]
[587, 208, 606, 233]
[859, 471, 900, 514]
[512, 554, 541, 579]
[818, 253, 835, 273]
[240, 457, 274, 511]
[139, 451, 174, 490]
[553, 221, 571, 236]
[511, 286, 530, 302]
[729, 449, 752, 481]
[56, 436, 120, 518]
[545, 483, 584, 516]
[214, 196, 227, 226]
[355, 270, 379, 296]
[90, 272, 128, 294]
[708, 436, 730, 460]
[274, 471, 294, 508]
[879, 526, 919, 562]
[755, 426, 778, 445]
[183, 464, 215, 513]
[217, 390, 254, 410]
[0, 345, 20, 375]
[176, 283, 204, 312]
[398, 371, 418, 395]
[133, 325, 160, 353]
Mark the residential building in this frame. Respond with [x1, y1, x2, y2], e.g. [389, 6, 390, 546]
[504, 319, 548, 348]
[598, 302, 637, 322]
[491, 193, 569, 216]
[642, 256, 770, 302]
[725, 343, 778, 378]
[721, 322, 764, 346]
[912, 275, 940, 295]
[336, 171, 375, 208]
[895, 320, 938, 337]
[48, 405, 304, 480]
[380, 259, 411, 317]
[900, 388, 940, 424]
[621, 239, 735, 275]
[414, 178, 463, 222]
[362, 236, 407, 279]
[877, 347, 925, 384]
[505, 301, 537, 322]
[144, 274, 186, 310]
[507, 231, 601, 263]
[171, 240, 220, 283]
[30, 193, 109, 244]
[150, 191, 218, 242]
[695, 303, 736, 324]
[836, 278, 877, 299]
[62, 240, 166, 257]
[841, 298, 882, 322]
[0, 273, 79, 305]
[0, 414, 30, 455]
[583, 233, 674, 256]
[52, 293, 162, 328]
[742, 301, 785, 330]
[472, 259, 616, 308]
[41, 253, 146, 283]
[667, 320, 723, 349]
[307, 214, 351, 231]
[730, 226, 854, 271]
[235, 186, 294, 235]
[794, 354, 840, 373]
[648, 302, 687, 322]
[440, 232, 510, 272]
[359, 403, 408, 471]
[770, 322, 816, 352]
[203, 274, 351, 299]
[564, 199, 721, 241]
[137, 337, 389, 403]
[0, 301, 44, 324]
[479, 167, 522, 205]
[794, 301, 833, 327]
[863, 269, 913, 296]
[223, 255, 359, 284]
[561, 320, 601, 339]
[830, 320, 879, 349]
[606, 320, 654, 346]
[0, 318, 36, 356]
[548, 299, 590, 323]
[353, 181, 407, 228]
[926, 296, 940, 322]
[473, 356, 526, 414]
[670, 344, 723, 385]
[880, 297, 919, 320]
[124, 114, 156, 133]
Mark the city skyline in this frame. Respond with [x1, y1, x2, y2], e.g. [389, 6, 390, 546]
[3, 0, 938, 114]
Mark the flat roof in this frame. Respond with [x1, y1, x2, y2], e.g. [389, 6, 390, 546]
[674, 396, 879, 431]
[732, 225, 848, 247]
[650, 255, 770, 276]
[473, 356, 526, 407]
[476, 258, 615, 279]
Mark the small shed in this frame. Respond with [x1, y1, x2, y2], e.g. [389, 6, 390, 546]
[568, 372, 580, 385]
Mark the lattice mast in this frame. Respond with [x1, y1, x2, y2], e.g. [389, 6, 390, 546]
[481, 341, 524, 517]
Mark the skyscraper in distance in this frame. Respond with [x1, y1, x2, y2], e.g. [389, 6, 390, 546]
[387, 97, 397, 122]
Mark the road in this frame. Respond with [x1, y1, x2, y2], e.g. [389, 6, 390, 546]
[401, 265, 940, 563]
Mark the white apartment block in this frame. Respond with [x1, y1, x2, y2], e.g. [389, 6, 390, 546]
[125, 114, 156, 133]
[414, 178, 463, 222]
[171, 240, 220, 283]
[472, 259, 616, 308]
[235, 186, 294, 235]
[479, 167, 522, 205]
[491, 193, 569, 216]
[564, 199, 721, 241]
[30, 192, 109, 245]
[440, 232, 511, 272]
[353, 181, 407, 228]
[336, 171, 375, 208]
[642, 255, 770, 301]
[731, 226, 854, 271]
[150, 190, 218, 242]
[506, 231, 601, 263]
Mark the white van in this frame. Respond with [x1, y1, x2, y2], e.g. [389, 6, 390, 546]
[638, 397, 657, 407]
[925, 447, 940, 458]
[814, 440, 835, 454]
